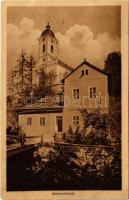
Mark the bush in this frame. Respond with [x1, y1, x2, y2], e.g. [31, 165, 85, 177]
[80, 109, 110, 145]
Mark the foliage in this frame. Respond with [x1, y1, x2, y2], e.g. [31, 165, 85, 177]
[8, 50, 35, 103]
[7, 125, 24, 135]
[6, 125, 25, 145]
[33, 69, 57, 99]
[74, 126, 82, 143]
[17, 51, 35, 97]
[104, 51, 121, 97]
[109, 109, 121, 141]
[7, 51, 35, 130]
[79, 109, 109, 145]
[30, 145, 80, 187]
[80, 109, 109, 129]
[67, 125, 73, 135]
[7, 104, 18, 128]
[28, 144, 121, 189]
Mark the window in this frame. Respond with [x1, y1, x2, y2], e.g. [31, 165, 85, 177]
[40, 117, 45, 126]
[81, 69, 88, 77]
[89, 87, 96, 98]
[51, 45, 53, 53]
[27, 117, 32, 125]
[56, 116, 63, 132]
[81, 70, 84, 76]
[86, 69, 88, 75]
[73, 116, 79, 126]
[43, 44, 45, 52]
[72, 89, 79, 99]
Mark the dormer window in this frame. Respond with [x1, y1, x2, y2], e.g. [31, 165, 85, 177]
[81, 69, 88, 77]
[81, 70, 84, 76]
[86, 70, 88, 75]
[43, 44, 45, 52]
[51, 45, 53, 53]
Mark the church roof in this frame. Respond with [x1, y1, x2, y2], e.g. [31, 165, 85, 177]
[41, 23, 55, 38]
[57, 59, 73, 71]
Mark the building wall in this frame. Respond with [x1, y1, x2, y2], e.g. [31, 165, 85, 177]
[63, 109, 83, 133]
[18, 112, 63, 141]
[33, 61, 70, 86]
[63, 63, 109, 132]
[64, 64, 109, 110]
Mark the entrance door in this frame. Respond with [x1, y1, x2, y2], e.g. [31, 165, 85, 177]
[56, 116, 63, 132]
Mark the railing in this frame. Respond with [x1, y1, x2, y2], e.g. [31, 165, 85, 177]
[21, 95, 64, 108]
[109, 97, 121, 108]
[7, 134, 43, 149]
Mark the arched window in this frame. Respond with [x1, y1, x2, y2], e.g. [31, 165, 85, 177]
[43, 44, 45, 52]
[51, 45, 54, 53]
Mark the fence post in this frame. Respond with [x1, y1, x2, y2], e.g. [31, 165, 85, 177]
[21, 134, 25, 148]
[41, 134, 43, 145]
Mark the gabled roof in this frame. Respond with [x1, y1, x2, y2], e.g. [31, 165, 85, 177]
[61, 59, 108, 83]
[57, 59, 73, 71]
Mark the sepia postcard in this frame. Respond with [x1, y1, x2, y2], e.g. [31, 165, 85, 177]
[0, 0, 128, 200]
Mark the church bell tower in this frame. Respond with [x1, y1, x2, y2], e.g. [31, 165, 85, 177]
[38, 23, 58, 68]
[33, 23, 72, 90]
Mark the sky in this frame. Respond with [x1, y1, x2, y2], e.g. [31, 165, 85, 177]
[7, 6, 121, 74]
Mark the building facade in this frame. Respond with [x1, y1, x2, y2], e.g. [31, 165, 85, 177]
[63, 60, 109, 132]
[17, 59, 109, 142]
[18, 107, 63, 142]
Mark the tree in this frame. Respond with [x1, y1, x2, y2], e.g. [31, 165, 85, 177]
[67, 125, 73, 135]
[7, 50, 35, 106]
[16, 50, 35, 101]
[33, 69, 57, 99]
[104, 52, 121, 140]
[104, 52, 121, 97]
[7, 50, 35, 131]
[80, 109, 109, 145]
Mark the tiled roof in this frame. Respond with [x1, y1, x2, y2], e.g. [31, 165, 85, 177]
[16, 95, 64, 113]
[57, 59, 73, 71]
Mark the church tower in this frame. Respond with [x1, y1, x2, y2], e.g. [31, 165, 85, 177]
[37, 23, 58, 71]
[33, 23, 73, 92]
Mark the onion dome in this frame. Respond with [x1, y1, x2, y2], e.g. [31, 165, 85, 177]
[41, 23, 55, 38]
